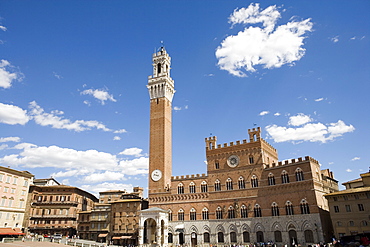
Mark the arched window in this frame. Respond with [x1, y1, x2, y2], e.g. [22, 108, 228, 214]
[177, 183, 184, 194]
[178, 209, 184, 221]
[168, 233, 173, 243]
[168, 210, 173, 221]
[228, 206, 235, 219]
[361, 220, 368, 226]
[285, 201, 294, 215]
[304, 230, 314, 243]
[202, 208, 209, 220]
[226, 178, 233, 190]
[268, 173, 275, 186]
[218, 232, 224, 243]
[157, 63, 162, 74]
[243, 231, 250, 242]
[201, 181, 208, 192]
[230, 232, 237, 243]
[241, 205, 248, 218]
[251, 175, 259, 188]
[203, 232, 210, 243]
[281, 170, 290, 184]
[216, 207, 223, 219]
[271, 202, 280, 216]
[189, 182, 196, 193]
[300, 199, 310, 214]
[214, 179, 221, 191]
[295, 168, 304, 181]
[215, 161, 220, 169]
[274, 231, 282, 242]
[254, 204, 262, 217]
[238, 176, 245, 189]
[190, 208, 196, 220]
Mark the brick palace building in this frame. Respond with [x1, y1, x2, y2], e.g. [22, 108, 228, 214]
[138, 47, 339, 247]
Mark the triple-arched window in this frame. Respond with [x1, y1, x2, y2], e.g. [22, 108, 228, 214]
[201, 181, 208, 192]
[281, 170, 290, 184]
[268, 173, 276, 186]
[214, 179, 221, 191]
[216, 207, 223, 219]
[285, 201, 294, 215]
[189, 182, 196, 193]
[254, 204, 262, 217]
[190, 208, 197, 220]
[300, 199, 310, 214]
[228, 206, 235, 219]
[238, 176, 245, 189]
[202, 207, 209, 220]
[295, 168, 304, 181]
[177, 183, 184, 194]
[226, 178, 233, 190]
[251, 175, 259, 188]
[241, 205, 248, 218]
[271, 202, 280, 216]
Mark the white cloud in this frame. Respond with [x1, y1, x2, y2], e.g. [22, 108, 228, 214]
[0, 25, 6, 31]
[216, 3, 313, 77]
[288, 113, 312, 126]
[259, 111, 269, 116]
[119, 157, 149, 175]
[274, 112, 281, 116]
[1, 144, 119, 170]
[0, 144, 8, 150]
[1, 142, 149, 188]
[51, 169, 90, 178]
[113, 136, 121, 141]
[331, 36, 339, 43]
[114, 129, 127, 134]
[119, 147, 144, 157]
[315, 98, 324, 102]
[174, 106, 181, 111]
[266, 115, 355, 143]
[53, 72, 62, 79]
[0, 103, 30, 125]
[82, 171, 125, 183]
[81, 88, 116, 105]
[28, 101, 111, 132]
[0, 60, 23, 89]
[351, 157, 360, 161]
[346, 169, 352, 172]
[0, 137, 21, 143]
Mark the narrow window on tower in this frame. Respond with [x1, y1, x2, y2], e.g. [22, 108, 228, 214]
[215, 161, 220, 169]
[157, 63, 161, 74]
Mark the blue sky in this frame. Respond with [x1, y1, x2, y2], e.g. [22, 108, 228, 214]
[0, 1, 369, 197]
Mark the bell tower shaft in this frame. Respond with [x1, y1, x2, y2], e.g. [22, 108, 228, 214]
[147, 47, 175, 196]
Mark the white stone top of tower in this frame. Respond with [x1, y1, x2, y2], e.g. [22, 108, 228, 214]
[147, 46, 175, 102]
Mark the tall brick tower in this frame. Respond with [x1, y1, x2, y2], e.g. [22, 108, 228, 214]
[147, 47, 175, 197]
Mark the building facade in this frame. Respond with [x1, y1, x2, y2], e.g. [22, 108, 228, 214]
[25, 178, 98, 237]
[77, 187, 148, 245]
[141, 47, 339, 247]
[325, 171, 370, 238]
[0, 166, 34, 229]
